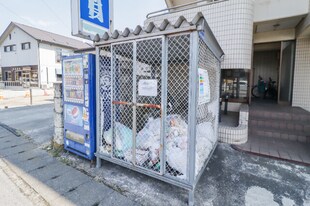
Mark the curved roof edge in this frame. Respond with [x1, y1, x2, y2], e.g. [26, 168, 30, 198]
[95, 12, 224, 61]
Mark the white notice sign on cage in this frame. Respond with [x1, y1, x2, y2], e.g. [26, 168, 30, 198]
[138, 79, 158, 97]
[198, 68, 211, 105]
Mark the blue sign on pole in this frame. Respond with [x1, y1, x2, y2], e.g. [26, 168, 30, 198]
[71, 0, 112, 40]
[80, 0, 110, 29]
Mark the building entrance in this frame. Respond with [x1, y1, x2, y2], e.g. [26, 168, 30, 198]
[252, 41, 295, 105]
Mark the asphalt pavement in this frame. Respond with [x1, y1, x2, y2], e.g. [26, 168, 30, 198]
[0, 104, 54, 146]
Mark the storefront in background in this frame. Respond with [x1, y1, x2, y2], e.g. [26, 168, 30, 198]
[1, 65, 38, 86]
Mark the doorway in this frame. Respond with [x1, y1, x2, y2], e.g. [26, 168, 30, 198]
[278, 41, 295, 105]
[252, 41, 295, 105]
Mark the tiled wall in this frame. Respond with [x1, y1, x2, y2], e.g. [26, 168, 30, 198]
[145, 0, 255, 70]
[292, 38, 310, 112]
[219, 104, 249, 144]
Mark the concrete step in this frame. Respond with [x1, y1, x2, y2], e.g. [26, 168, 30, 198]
[249, 126, 309, 143]
[249, 109, 310, 122]
[249, 118, 310, 134]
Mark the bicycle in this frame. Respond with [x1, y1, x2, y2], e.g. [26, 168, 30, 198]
[251, 77, 277, 99]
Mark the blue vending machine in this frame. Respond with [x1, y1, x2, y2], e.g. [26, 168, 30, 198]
[62, 54, 96, 160]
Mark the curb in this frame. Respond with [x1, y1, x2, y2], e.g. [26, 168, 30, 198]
[0, 123, 22, 137]
[0, 123, 37, 146]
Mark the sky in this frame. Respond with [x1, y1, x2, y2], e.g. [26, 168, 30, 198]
[0, 0, 166, 41]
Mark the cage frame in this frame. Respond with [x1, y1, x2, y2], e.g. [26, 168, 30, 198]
[94, 14, 224, 206]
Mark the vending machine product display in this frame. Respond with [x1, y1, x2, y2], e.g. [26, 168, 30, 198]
[62, 54, 96, 160]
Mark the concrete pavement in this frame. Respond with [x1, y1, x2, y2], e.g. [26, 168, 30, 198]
[0, 125, 139, 206]
[0, 164, 34, 206]
[62, 142, 310, 206]
[0, 104, 309, 205]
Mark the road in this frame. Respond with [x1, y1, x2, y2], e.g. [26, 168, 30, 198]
[0, 104, 54, 146]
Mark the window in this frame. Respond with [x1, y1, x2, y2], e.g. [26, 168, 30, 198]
[21, 42, 31, 50]
[5, 71, 12, 81]
[55, 48, 62, 63]
[4, 44, 16, 52]
[15, 71, 22, 81]
[9, 34, 11, 40]
[221, 69, 249, 103]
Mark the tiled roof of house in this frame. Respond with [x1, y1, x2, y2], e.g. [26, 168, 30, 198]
[0, 22, 92, 50]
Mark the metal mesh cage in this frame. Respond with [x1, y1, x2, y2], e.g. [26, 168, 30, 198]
[195, 36, 219, 177]
[166, 34, 190, 179]
[97, 29, 222, 200]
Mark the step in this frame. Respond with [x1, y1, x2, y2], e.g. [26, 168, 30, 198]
[249, 126, 309, 143]
[249, 110, 310, 122]
[249, 118, 310, 134]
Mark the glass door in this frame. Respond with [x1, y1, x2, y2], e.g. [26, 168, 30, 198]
[278, 41, 295, 105]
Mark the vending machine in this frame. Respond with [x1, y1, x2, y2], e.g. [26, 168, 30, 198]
[62, 54, 96, 160]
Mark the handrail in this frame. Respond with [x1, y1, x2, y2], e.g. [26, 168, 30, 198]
[146, 0, 227, 19]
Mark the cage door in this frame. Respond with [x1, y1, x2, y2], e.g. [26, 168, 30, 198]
[111, 42, 135, 162]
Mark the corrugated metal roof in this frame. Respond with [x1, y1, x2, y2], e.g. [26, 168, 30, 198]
[0, 22, 91, 50]
[96, 13, 204, 43]
[95, 12, 224, 61]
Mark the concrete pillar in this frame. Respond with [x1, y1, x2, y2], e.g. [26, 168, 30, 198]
[53, 82, 64, 149]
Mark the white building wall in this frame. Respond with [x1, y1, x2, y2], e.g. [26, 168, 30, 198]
[1, 27, 38, 67]
[254, 0, 309, 23]
[39, 44, 73, 88]
[292, 38, 310, 112]
[146, 0, 255, 70]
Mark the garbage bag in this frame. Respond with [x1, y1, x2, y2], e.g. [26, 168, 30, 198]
[135, 115, 216, 178]
[103, 122, 132, 158]
[136, 115, 189, 175]
[195, 122, 215, 175]
[136, 117, 161, 165]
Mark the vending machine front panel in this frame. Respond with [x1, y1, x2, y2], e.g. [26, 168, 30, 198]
[62, 54, 96, 160]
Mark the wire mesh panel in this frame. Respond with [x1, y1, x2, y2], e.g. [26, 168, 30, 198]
[98, 46, 113, 155]
[135, 38, 162, 172]
[166, 34, 190, 180]
[111, 42, 134, 162]
[195, 35, 219, 177]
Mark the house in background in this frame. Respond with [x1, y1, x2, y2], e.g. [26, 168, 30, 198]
[0, 22, 90, 88]
[0, 53, 2, 80]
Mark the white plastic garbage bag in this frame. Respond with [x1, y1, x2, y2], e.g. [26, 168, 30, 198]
[103, 122, 132, 158]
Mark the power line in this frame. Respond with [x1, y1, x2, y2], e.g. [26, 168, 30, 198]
[41, 0, 69, 29]
[0, 2, 36, 27]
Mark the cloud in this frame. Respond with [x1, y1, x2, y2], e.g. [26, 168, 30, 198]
[21, 16, 57, 28]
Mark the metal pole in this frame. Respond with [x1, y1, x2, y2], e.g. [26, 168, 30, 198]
[160, 36, 168, 175]
[224, 94, 228, 115]
[132, 41, 137, 166]
[188, 31, 199, 206]
[29, 88, 33, 105]
[95, 48, 102, 169]
[188, 190, 195, 206]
